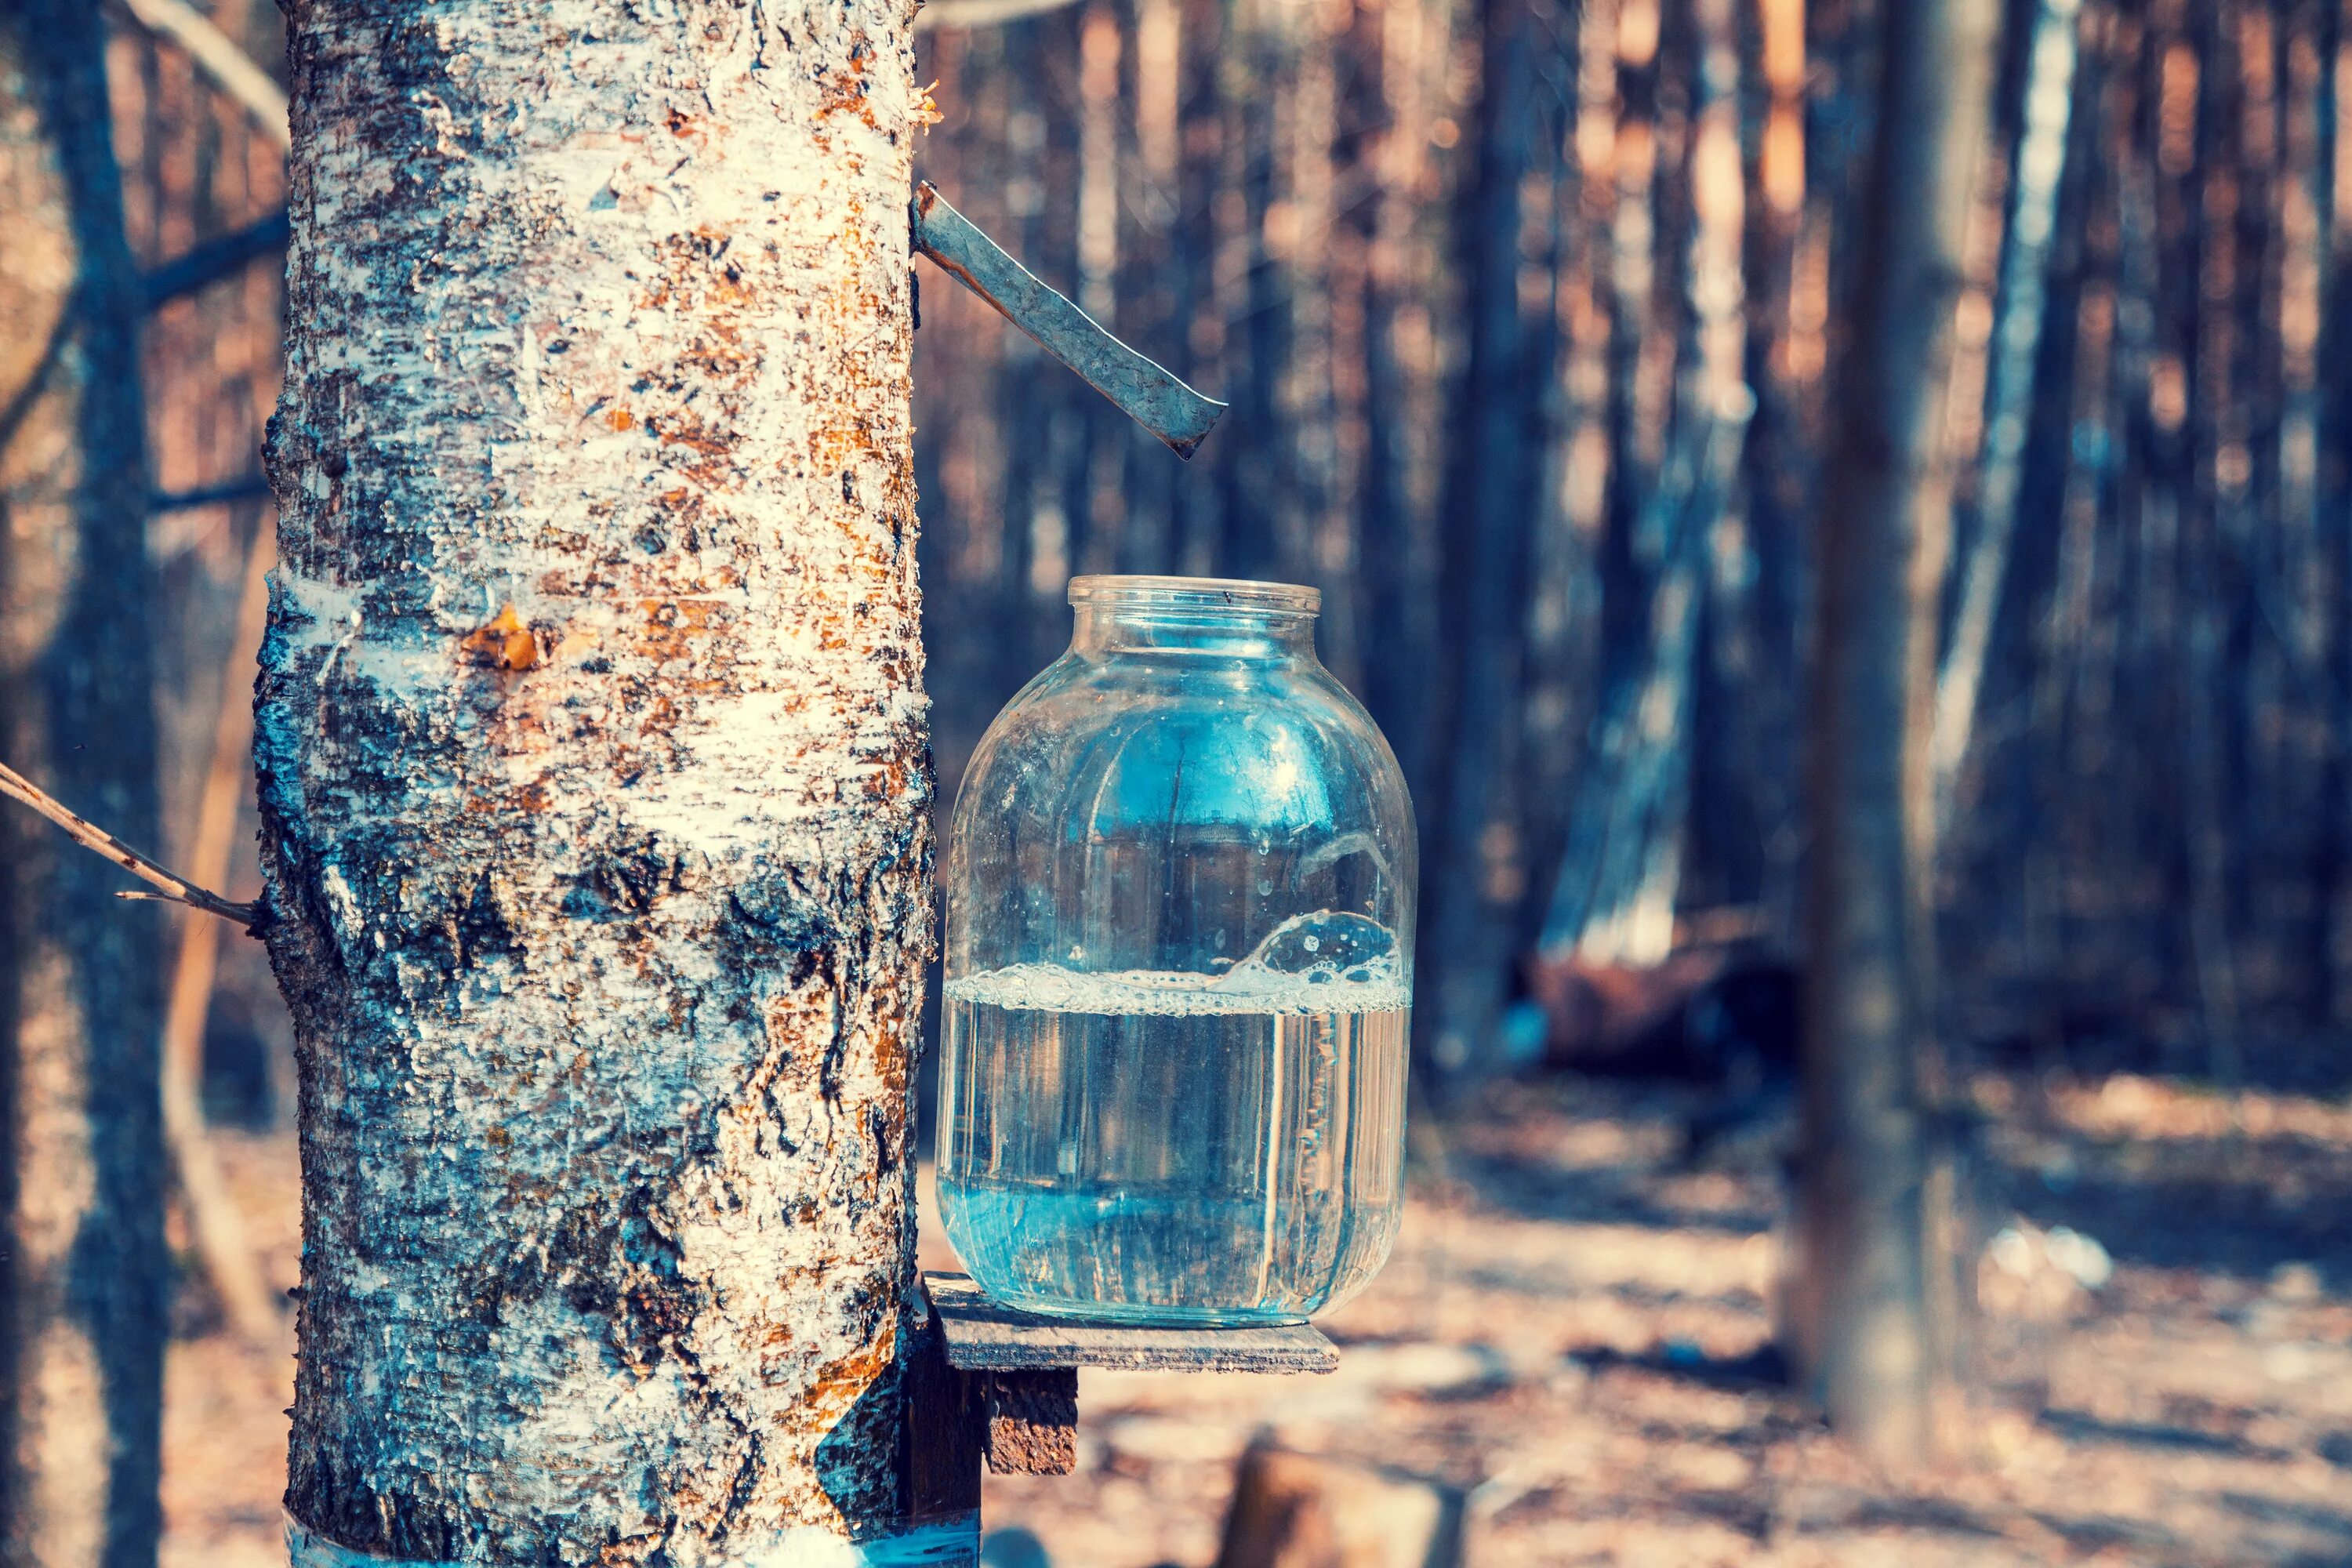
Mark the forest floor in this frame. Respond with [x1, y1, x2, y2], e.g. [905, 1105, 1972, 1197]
[160, 1068, 2352, 1568]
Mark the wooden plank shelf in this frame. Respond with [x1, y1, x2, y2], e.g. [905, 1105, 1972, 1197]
[907, 1271, 1342, 1506]
[922, 1271, 1341, 1375]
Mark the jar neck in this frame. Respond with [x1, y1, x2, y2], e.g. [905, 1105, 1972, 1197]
[1072, 606, 1317, 658]
[1067, 575, 1322, 659]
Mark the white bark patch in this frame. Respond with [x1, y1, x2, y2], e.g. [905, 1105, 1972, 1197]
[261, 3, 930, 1562]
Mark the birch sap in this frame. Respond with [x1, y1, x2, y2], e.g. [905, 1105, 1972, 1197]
[936, 956, 1409, 1325]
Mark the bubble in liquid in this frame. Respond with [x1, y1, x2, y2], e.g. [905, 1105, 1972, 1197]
[1214, 910, 1400, 997]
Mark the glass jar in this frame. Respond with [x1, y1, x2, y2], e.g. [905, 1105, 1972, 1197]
[935, 575, 1415, 1325]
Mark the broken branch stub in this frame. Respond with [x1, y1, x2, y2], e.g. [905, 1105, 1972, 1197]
[911, 181, 1226, 459]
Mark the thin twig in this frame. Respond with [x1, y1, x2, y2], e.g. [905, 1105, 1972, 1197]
[114, 0, 291, 151]
[0, 759, 263, 928]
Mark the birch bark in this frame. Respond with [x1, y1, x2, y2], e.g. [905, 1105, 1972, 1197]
[261, 5, 933, 1561]
[0, 9, 169, 1566]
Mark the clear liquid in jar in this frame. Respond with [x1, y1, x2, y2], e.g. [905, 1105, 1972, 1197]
[935, 956, 1409, 1325]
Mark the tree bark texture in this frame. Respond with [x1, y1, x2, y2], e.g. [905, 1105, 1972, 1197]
[1795, 0, 1998, 1467]
[260, 5, 935, 1562]
[0, 9, 170, 1567]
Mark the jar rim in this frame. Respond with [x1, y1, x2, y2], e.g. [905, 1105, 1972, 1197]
[1068, 575, 1321, 617]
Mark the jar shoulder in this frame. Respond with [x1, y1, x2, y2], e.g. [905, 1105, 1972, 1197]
[953, 650, 1413, 841]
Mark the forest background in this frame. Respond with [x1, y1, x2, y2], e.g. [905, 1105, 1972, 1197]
[15, 0, 2352, 1561]
[122, 0, 2352, 1101]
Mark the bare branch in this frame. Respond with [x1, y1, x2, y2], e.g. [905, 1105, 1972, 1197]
[114, 0, 291, 151]
[0, 759, 263, 929]
[152, 474, 272, 513]
[145, 207, 290, 310]
[913, 0, 1084, 31]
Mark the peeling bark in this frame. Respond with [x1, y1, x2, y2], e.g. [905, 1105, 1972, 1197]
[260, 4, 933, 1561]
[0, 9, 169, 1566]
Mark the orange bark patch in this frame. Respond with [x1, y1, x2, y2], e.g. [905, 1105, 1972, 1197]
[815, 37, 882, 131]
[648, 414, 731, 457]
[631, 597, 732, 669]
[873, 1014, 911, 1096]
[806, 1331, 895, 1421]
[461, 604, 540, 671]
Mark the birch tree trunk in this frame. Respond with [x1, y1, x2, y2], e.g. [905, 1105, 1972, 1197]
[1793, 0, 1997, 1468]
[0, 9, 170, 1565]
[260, 5, 935, 1562]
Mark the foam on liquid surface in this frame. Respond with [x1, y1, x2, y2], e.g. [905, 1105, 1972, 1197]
[945, 910, 1409, 1016]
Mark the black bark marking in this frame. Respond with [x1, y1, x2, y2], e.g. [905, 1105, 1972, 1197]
[577, 834, 686, 917]
[723, 865, 842, 956]
[456, 869, 522, 967]
[460, 1189, 699, 1381]
[289, 1453, 460, 1566]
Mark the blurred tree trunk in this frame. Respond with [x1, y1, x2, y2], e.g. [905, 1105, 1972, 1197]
[0, 9, 169, 1567]
[1422, 0, 1549, 1077]
[263, 4, 937, 1561]
[1792, 0, 1998, 1467]
[1356, 0, 1441, 815]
